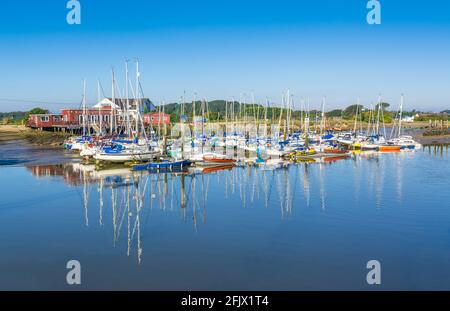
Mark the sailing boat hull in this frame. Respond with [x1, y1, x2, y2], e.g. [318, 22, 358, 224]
[202, 157, 236, 164]
[378, 145, 401, 152]
[132, 159, 190, 171]
[324, 148, 347, 154]
[94, 151, 158, 163]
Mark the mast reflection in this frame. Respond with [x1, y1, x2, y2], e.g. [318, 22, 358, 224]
[24, 150, 417, 265]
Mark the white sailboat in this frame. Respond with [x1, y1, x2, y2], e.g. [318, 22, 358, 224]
[388, 94, 421, 150]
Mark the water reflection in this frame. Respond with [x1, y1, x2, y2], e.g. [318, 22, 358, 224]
[23, 149, 428, 265]
[424, 144, 449, 157]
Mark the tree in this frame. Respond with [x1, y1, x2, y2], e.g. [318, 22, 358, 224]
[375, 102, 390, 110]
[343, 105, 364, 119]
[326, 109, 343, 118]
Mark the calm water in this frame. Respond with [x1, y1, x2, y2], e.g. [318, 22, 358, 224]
[0, 140, 449, 290]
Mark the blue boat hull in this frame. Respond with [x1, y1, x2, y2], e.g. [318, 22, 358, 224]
[133, 159, 190, 171]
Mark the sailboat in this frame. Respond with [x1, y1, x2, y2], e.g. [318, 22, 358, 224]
[94, 60, 159, 163]
[387, 94, 421, 150]
[64, 80, 93, 151]
[368, 95, 401, 152]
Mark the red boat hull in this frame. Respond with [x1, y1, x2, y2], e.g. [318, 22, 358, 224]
[378, 145, 401, 152]
[324, 155, 350, 162]
[202, 164, 235, 174]
[202, 157, 236, 164]
[324, 148, 347, 154]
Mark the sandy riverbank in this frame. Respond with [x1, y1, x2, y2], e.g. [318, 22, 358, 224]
[0, 125, 69, 145]
[413, 133, 450, 145]
[0, 125, 31, 141]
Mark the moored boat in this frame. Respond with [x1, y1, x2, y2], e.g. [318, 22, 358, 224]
[202, 155, 236, 164]
[378, 145, 401, 152]
[323, 154, 351, 162]
[132, 159, 190, 171]
[324, 147, 347, 154]
[94, 143, 158, 163]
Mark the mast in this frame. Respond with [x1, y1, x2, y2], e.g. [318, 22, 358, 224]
[398, 94, 404, 137]
[82, 79, 87, 137]
[233, 96, 236, 136]
[251, 92, 257, 139]
[290, 94, 294, 136]
[201, 98, 205, 154]
[320, 96, 326, 137]
[135, 59, 140, 138]
[225, 100, 228, 141]
[354, 97, 360, 134]
[97, 80, 102, 135]
[284, 90, 289, 140]
[111, 69, 116, 134]
[181, 93, 185, 157]
[376, 95, 381, 135]
[193, 92, 197, 142]
[380, 94, 387, 138]
[264, 98, 268, 138]
[278, 93, 284, 139]
[125, 60, 131, 137]
[163, 100, 167, 141]
[300, 97, 304, 133]
[157, 102, 161, 139]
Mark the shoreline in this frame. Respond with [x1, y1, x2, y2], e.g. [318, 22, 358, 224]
[413, 134, 450, 145]
[0, 125, 69, 146]
[1, 125, 449, 146]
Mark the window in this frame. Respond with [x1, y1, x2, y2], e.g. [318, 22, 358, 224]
[40, 116, 49, 122]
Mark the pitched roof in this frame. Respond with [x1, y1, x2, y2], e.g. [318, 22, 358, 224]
[93, 98, 155, 112]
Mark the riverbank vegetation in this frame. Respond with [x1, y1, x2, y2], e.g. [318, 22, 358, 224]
[159, 100, 449, 124]
[1, 107, 49, 125]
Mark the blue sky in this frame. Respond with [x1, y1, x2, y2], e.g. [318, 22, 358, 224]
[0, 0, 449, 112]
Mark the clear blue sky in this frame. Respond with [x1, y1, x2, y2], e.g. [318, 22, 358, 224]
[0, 0, 449, 112]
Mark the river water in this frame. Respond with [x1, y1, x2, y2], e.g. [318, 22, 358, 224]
[0, 139, 449, 290]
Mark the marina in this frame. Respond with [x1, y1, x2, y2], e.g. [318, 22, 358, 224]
[1, 0, 450, 297]
[25, 63, 424, 172]
[0, 62, 448, 292]
[0, 138, 449, 290]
